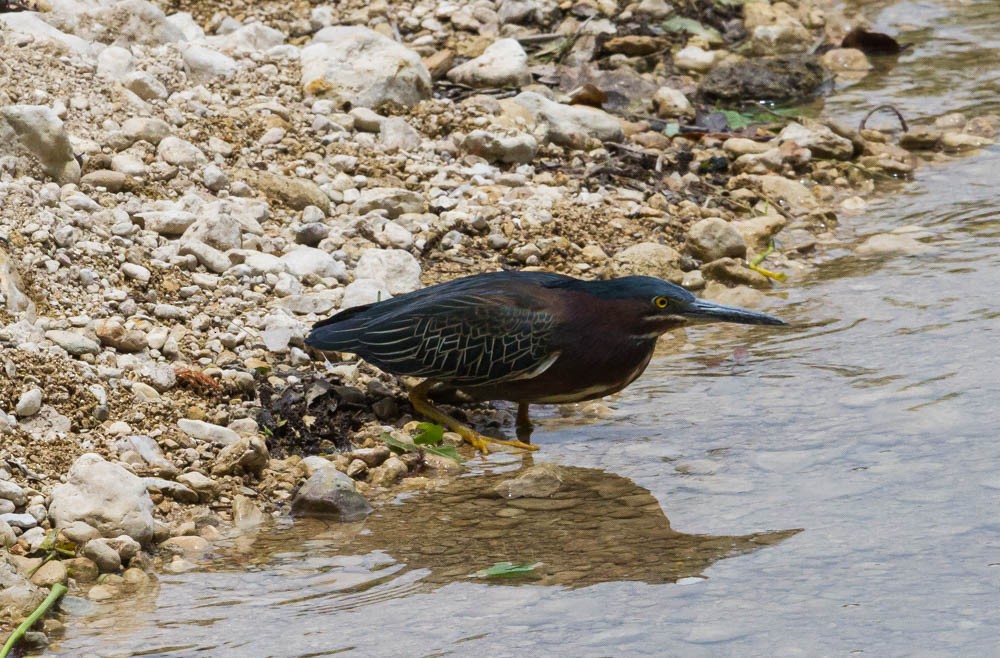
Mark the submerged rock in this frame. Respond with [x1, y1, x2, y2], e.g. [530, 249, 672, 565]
[292, 466, 372, 521]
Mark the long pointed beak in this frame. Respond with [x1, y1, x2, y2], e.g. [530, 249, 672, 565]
[686, 299, 787, 326]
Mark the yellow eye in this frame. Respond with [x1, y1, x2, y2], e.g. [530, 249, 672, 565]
[654, 296, 669, 309]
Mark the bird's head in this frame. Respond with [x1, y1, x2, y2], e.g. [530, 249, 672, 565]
[586, 276, 786, 335]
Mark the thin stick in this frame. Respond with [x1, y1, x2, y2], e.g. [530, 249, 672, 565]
[0, 583, 68, 658]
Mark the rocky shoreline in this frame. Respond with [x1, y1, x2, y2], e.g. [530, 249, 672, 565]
[0, 0, 997, 650]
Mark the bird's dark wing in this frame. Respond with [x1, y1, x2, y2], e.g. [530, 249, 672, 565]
[308, 290, 560, 386]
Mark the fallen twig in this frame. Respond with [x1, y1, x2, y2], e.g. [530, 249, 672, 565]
[859, 104, 909, 132]
[0, 583, 68, 658]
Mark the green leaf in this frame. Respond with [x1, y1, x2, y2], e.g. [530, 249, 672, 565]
[424, 444, 462, 463]
[664, 121, 680, 137]
[473, 561, 541, 578]
[382, 432, 462, 463]
[720, 109, 754, 130]
[662, 17, 723, 45]
[382, 433, 417, 455]
[413, 422, 444, 446]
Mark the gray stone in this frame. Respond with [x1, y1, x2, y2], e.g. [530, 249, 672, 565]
[245, 170, 330, 213]
[49, 453, 156, 545]
[15, 388, 42, 417]
[44, 330, 100, 355]
[613, 242, 683, 280]
[368, 456, 409, 487]
[122, 117, 171, 145]
[291, 466, 372, 521]
[0, 513, 36, 529]
[143, 477, 199, 504]
[687, 217, 747, 262]
[379, 117, 422, 152]
[177, 418, 240, 445]
[176, 472, 219, 501]
[81, 169, 127, 191]
[447, 38, 531, 88]
[0, 519, 15, 548]
[82, 538, 122, 573]
[122, 71, 168, 101]
[281, 246, 348, 281]
[0, 105, 81, 184]
[461, 128, 537, 164]
[302, 27, 431, 108]
[60, 521, 101, 545]
[509, 92, 624, 149]
[211, 437, 270, 476]
[778, 121, 854, 160]
[124, 434, 177, 477]
[157, 136, 206, 168]
[136, 210, 197, 236]
[179, 44, 239, 82]
[353, 187, 425, 218]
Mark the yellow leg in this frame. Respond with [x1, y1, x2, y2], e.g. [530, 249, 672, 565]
[408, 381, 539, 454]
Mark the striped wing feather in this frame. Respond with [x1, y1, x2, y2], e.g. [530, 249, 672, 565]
[353, 294, 558, 385]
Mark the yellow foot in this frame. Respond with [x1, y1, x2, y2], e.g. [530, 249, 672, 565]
[455, 426, 539, 455]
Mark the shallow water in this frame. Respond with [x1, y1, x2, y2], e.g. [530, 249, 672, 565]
[51, 1, 1000, 656]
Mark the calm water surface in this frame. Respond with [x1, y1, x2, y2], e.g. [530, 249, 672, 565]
[51, 1, 999, 655]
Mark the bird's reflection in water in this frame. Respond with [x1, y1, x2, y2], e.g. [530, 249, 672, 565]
[232, 461, 800, 590]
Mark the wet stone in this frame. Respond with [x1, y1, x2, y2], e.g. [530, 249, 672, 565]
[699, 55, 827, 103]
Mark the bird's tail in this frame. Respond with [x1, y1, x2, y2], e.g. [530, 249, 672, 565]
[304, 303, 375, 352]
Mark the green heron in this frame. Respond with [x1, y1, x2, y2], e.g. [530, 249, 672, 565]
[306, 271, 785, 453]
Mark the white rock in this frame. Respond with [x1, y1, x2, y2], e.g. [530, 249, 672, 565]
[15, 388, 43, 418]
[75, 0, 186, 47]
[178, 44, 239, 82]
[96, 46, 136, 81]
[674, 45, 718, 73]
[0, 105, 81, 184]
[122, 117, 171, 145]
[122, 71, 168, 101]
[262, 312, 307, 353]
[177, 418, 241, 445]
[0, 13, 96, 57]
[652, 87, 694, 118]
[111, 153, 146, 176]
[354, 249, 422, 295]
[352, 187, 425, 218]
[341, 278, 393, 309]
[447, 38, 531, 88]
[48, 453, 156, 545]
[855, 233, 930, 257]
[301, 27, 431, 108]
[157, 136, 206, 168]
[205, 23, 286, 56]
[461, 128, 537, 163]
[281, 246, 348, 281]
[508, 92, 623, 149]
[687, 217, 747, 262]
[379, 117, 421, 152]
[44, 330, 100, 355]
[778, 122, 854, 160]
[136, 210, 197, 236]
[241, 252, 286, 276]
[165, 12, 205, 41]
